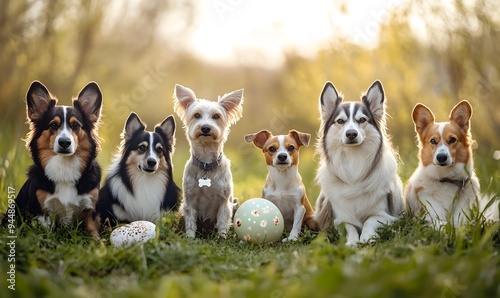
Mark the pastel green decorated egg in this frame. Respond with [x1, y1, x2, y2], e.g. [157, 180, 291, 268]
[233, 198, 284, 244]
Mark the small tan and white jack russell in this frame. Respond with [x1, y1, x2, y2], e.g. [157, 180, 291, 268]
[245, 130, 318, 241]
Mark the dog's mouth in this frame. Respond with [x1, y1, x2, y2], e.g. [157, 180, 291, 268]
[436, 161, 452, 167]
[275, 161, 290, 166]
[55, 148, 75, 156]
[343, 140, 361, 146]
[195, 132, 219, 140]
[139, 165, 157, 174]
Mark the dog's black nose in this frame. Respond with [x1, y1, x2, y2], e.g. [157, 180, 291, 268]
[346, 130, 358, 140]
[201, 125, 211, 134]
[58, 137, 71, 149]
[277, 154, 288, 162]
[147, 158, 157, 167]
[436, 153, 448, 163]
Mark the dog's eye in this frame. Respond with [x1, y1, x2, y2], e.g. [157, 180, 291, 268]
[194, 113, 201, 119]
[449, 137, 457, 144]
[156, 146, 163, 153]
[49, 123, 59, 130]
[70, 123, 81, 130]
[358, 117, 366, 123]
[138, 145, 147, 153]
[268, 146, 276, 153]
[212, 114, 220, 120]
[430, 138, 437, 145]
[287, 145, 295, 152]
[336, 119, 345, 125]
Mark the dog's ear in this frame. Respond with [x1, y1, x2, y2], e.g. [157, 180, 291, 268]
[245, 130, 271, 149]
[26, 81, 57, 121]
[155, 115, 176, 149]
[289, 130, 311, 148]
[412, 103, 435, 135]
[449, 100, 472, 130]
[363, 80, 385, 123]
[75, 82, 102, 124]
[219, 88, 244, 125]
[319, 82, 342, 123]
[123, 112, 146, 141]
[173, 84, 197, 120]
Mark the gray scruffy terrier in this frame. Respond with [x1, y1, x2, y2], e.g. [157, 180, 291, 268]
[173, 84, 244, 238]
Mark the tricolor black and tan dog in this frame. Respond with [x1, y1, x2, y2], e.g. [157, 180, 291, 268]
[15, 81, 103, 238]
[97, 112, 179, 226]
[245, 130, 318, 241]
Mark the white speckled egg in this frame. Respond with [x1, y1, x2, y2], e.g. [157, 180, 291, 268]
[110, 221, 156, 247]
[233, 198, 284, 244]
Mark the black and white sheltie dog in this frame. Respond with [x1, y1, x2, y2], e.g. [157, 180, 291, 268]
[15, 81, 103, 239]
[314, 80, 404, 246]
[97, 112, 180, 226]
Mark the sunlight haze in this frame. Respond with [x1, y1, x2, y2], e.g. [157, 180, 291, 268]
[188, 0, 406, 68]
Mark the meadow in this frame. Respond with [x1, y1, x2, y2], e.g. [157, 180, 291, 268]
[1, 2, 500, 296]
[0, 116, 499, 298]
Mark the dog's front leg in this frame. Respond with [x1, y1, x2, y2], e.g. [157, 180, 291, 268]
[83, 209, 101, 240]
[183, 204, 197, 238]
[335, 219, 360, 247]
[215, 199, 232, 239]
[283, 204, 305, 242]
[360, 214, 396, 244]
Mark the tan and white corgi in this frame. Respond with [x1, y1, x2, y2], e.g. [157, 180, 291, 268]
[405, 100, 497, 226]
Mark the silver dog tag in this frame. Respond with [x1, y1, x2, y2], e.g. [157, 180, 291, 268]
[198, 177, 211, 187]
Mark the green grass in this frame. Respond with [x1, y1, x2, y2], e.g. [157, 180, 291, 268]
[1, 122, 499, 298]
[0, 214, 499, 298]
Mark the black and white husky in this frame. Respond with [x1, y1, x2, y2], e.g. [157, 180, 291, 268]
[313, 80, 404, 246]
[98, 112, 180, 226]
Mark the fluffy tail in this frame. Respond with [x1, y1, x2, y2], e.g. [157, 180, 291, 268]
[313, 194, 334, 231]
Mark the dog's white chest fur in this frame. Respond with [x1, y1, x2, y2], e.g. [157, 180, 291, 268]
[42, 155, 92, 224]
[318, 146, 402, 220]
[406, 162, 480, 226]
[107, 159, 168, 222]
[45, 155, 83, 183]
[44, 183, 93, 225]
[263, 166, 303, 227]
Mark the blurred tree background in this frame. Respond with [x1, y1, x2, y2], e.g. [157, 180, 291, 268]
[1, 0, 499, 202]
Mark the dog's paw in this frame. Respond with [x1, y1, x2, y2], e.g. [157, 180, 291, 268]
[345, 240, 360, 248]
[282, 234, 299, 242]
[360, 234, 377, 244]
[185, 230, 196, 238]
[37, 215, 55, 230]
[434, 220, 448, 229]
[217, 231, 228, 239]
[90, 231, 101, 241]
[360, 236, 376, 245]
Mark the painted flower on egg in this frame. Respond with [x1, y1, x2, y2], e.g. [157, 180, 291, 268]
[233, 198, 284, 244]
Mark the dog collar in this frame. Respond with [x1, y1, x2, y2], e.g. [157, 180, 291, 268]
[439, 177, 470, 188]
[192, 153, 223, 171]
